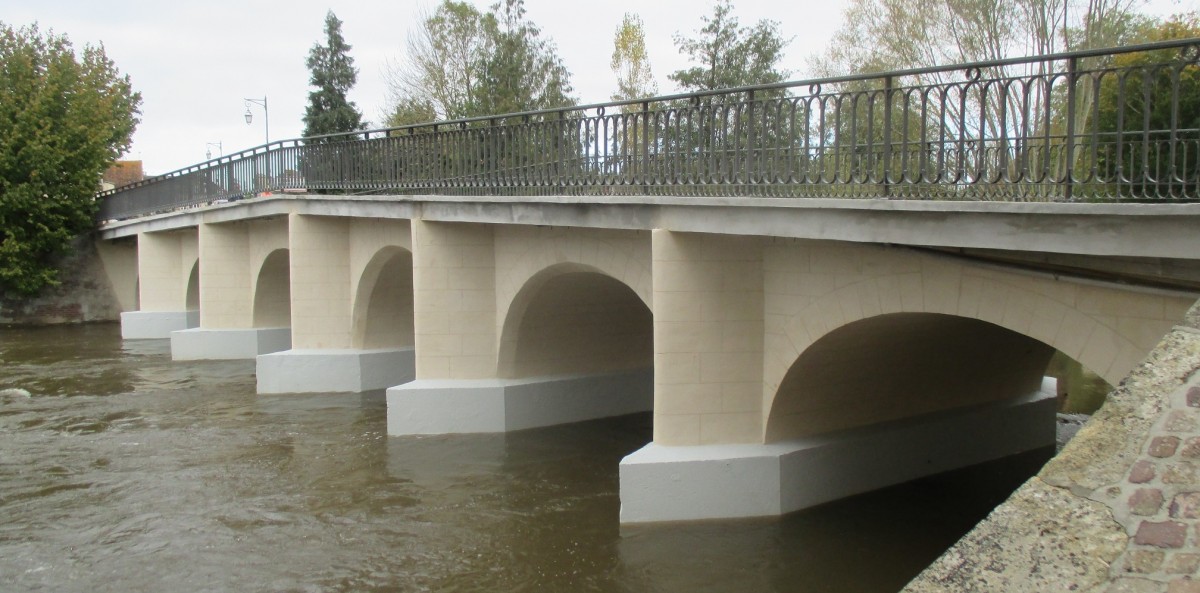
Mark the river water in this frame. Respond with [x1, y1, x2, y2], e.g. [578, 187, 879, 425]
[0, 323, 1050, 593]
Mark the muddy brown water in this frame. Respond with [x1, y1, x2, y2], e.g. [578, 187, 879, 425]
[0, 323, 1049, 592]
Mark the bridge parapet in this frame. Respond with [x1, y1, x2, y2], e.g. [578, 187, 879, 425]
[97, 39, 1199, 221]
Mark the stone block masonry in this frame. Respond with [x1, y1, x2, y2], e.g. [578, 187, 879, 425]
[0, 236, 130, 325]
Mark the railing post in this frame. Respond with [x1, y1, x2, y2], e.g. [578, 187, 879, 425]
[745, 90, 756, 186]
[883, 75, 894, 198]
[641, 101, 650, 191]
[1063, 56, 1078, 201]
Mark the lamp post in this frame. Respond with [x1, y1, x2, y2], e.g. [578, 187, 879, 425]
[244, 96, 268, 146]
[205, 141, 223, 160]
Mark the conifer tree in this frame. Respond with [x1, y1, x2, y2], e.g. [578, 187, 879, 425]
[303, 11, 364, 138]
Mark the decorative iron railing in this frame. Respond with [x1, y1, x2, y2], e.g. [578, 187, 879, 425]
[97, 38, 1200, 221]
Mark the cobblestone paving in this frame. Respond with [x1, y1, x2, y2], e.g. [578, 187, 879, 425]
[1105, 380, 1200, 592]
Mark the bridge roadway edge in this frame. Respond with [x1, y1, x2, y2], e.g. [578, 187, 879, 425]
[98, 194, 1200, 260]
[904, 298, 1200, 593]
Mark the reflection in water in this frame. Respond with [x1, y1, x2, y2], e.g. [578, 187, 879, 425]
[0, 323, 1045, 592]
[1046, 350, 1114, 414]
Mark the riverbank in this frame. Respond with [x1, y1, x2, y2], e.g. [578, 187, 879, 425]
[905, 299, 1200, 592]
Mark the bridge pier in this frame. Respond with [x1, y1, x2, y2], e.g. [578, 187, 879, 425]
[253, 215, 417, 393]
[387, 369, 652, 434]
[170, 327, 291, 360]
[169, 219, 292, 360]
[121, 310, 198, 339]
[620, 382, 1058, 523]
[258, 348, 415, 394]
[122, 229, 199, 339]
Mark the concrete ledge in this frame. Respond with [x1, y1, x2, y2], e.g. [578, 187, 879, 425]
[120, 310, 199, 339]
[256, 348, 415, 394]
[386, 368, 653, 435]
[170, 327, 291, 360]
[619, 381, 1057, 524]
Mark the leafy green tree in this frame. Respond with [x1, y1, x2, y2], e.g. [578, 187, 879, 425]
[612, 13, 656, 103]
[808, 0, 1147, 197]
[0, 23, 140, 295]
[303, 11, 364, 138]
[669, 0, 790, 92]
[386, 0, 574, 125]
[386, 1, 494, 124]
[476, 0, 574, 115]
[657, 2, 791, 187]
[1093, 13, 1200, 197]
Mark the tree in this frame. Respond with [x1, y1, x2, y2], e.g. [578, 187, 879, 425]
[806, 0, 1148, 198]
[385, 0, 574, 126]
[1093, 13, 1200, 197]
[0, 23, 140, 295]
[303, 11, 364, 138]
[669, 0, 790, 93]
[611, 13, 656, 103]
[811, 0, 1142, 78]
[386, 1, 494, 124]
[474, 0, 574, 116]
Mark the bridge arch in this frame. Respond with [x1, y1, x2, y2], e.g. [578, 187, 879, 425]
[351, 246, 415, 349]
[497, 263, 653, 379]
[766, 312, 1055, 441]
[252, 248, 290, 328]
[763, 258, 1151, 442]
[496, 230, 652, 322]
[185, 260, 199, 311]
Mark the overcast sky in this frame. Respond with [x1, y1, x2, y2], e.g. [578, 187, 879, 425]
[5, 0, 1193, 175]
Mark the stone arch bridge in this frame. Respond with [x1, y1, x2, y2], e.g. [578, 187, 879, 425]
[98, 194, 1200, 523]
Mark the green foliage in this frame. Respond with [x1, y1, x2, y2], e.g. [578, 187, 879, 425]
[0, 23, 140, 295]
[1094, 13, 1200, 196]
[669, 0, 790, 92]
[385, 0, 574, 126]
[611, 13, 656, 103]
[303, 11, 364, 138]
[474, 0, 574, 115]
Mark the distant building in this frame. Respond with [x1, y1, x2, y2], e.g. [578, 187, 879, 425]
[100, 161, 145, 191]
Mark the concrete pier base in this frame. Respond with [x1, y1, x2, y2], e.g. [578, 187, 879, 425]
[257, 348, 415, 394]
[619, 380, 1058, 524]
[120, 310, 199, 339]
[170, 327, 291, 360]
[386, 368, 653, 435]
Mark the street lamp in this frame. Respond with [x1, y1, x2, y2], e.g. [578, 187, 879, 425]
[205, 141, 223, 160]
[244, 96, 268, 146]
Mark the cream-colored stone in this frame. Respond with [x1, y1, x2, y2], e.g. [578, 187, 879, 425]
[699, 412, 761, 444]
[721, 382, 761, 413]
[654, 413, 701, 445]
[656, 383, 723, 415]
[137, 229, 199, 312]
[412, 220, 497, 381]
[654, 352, 701, 384]
[699, 351, 761, 383]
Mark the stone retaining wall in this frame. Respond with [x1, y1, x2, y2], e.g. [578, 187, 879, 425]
[904, 299, 1200, 593]
[0, 235, 127, 326]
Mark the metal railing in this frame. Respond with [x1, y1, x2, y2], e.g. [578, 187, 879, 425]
[97, 38, 1200, 221]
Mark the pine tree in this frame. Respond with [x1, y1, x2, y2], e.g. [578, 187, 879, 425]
[303, 11, 364, 138]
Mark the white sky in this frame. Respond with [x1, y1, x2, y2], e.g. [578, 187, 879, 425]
[4, 0, 1195, 175]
